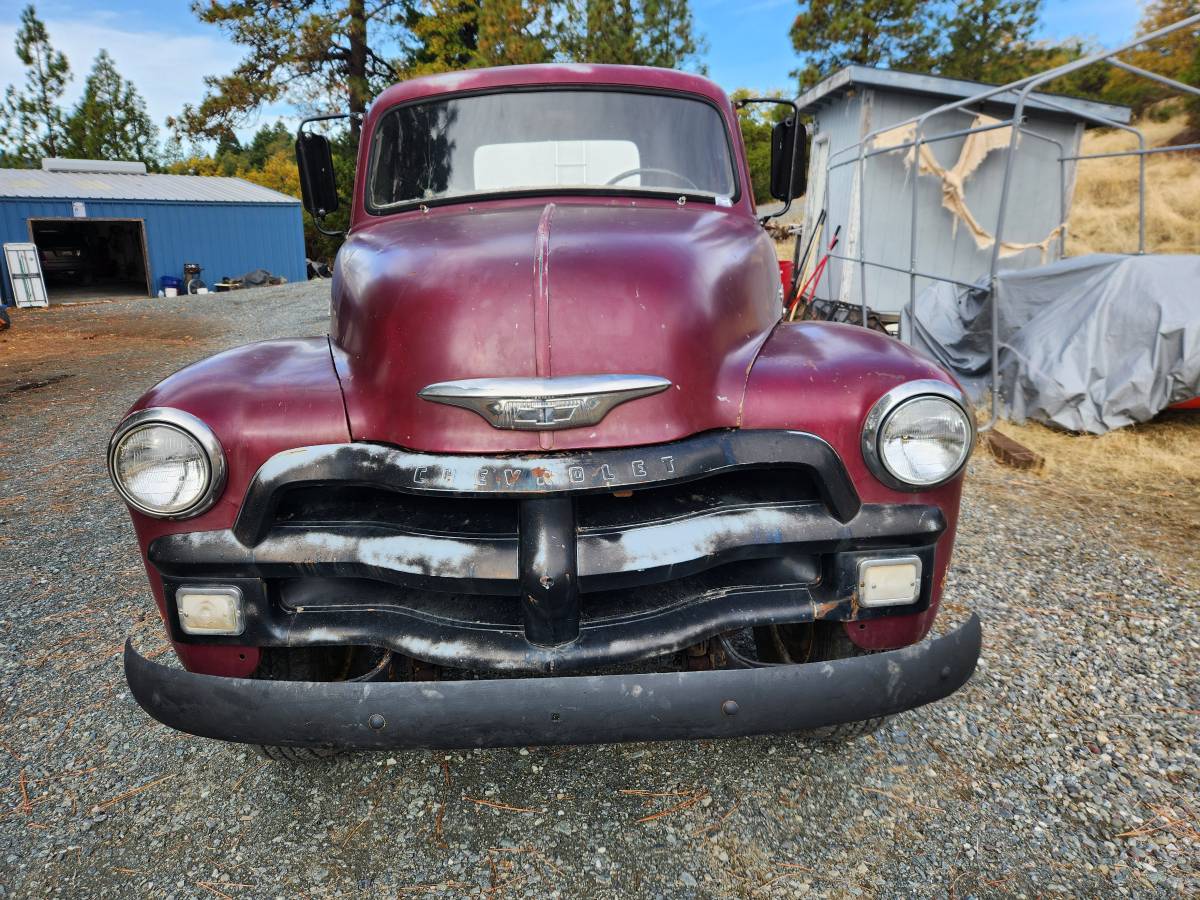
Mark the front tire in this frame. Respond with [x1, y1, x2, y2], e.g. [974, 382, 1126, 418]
[251, 647, 345, 761]
[753, 621, 890, 742]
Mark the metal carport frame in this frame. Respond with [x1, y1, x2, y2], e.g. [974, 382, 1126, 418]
[817, 12, 1200, 430]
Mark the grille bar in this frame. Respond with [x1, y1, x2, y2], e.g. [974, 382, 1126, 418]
[151, 502, 943, 595]
[231, 430, 861, 546]
[519, 497, 579, 646]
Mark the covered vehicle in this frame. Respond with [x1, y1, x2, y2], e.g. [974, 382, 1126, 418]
[110, 65, 980, 758]
[905, 254, 1200, 433]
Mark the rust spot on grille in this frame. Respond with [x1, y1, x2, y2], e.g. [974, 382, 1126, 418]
[812, 599, 840, 619]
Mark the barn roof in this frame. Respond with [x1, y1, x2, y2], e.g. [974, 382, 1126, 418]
[797, 65, 1132, 125]
[0, 167, 300, 205]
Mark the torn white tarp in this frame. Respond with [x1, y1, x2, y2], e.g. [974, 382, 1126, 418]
[904, 254, 1200, 433]
[871, 115, 1064, 261]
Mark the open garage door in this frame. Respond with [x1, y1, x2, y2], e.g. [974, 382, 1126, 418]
[29, 218, 151, 303]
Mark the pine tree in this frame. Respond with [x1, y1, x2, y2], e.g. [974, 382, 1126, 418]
[0, 5, 71, 164]
[564, 0, 706, 69]
[934, 0, 1044, 84]
[405, 1, 560, 74]
[244, 122, 295, 170]
[570, 0, 636, 63]
[406, 1, 482, 75]
[636, 0, 706, 69]
[476, 0, 558, 65]
[790, 0, 937, 88]
[63, 51, 159, 165]
[406, 1, 706, 75]
[176, 0, 420, 142]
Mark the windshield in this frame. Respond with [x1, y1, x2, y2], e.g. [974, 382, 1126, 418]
[367, 90, 737, 210]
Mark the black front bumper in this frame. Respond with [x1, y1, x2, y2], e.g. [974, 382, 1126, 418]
[124, 614, 980, 750]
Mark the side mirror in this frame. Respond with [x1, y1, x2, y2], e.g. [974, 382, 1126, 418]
[295, 131, 339, 218]
[770, 118, 807, 201]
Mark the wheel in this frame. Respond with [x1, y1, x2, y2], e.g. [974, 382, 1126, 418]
[251, 646, 347, 761]
[253, 743, 340, 762]
[753, 621, 890, 742]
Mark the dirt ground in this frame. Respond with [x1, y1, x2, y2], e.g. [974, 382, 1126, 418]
[0, 299, 210, 386]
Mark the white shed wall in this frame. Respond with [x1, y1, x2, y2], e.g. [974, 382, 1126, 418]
[805, 87, 1083, 316]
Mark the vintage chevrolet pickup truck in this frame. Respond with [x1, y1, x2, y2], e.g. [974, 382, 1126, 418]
[112, 64, 980, 759]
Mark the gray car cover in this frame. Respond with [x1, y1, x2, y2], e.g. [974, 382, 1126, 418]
[904, 254, 1200, 434]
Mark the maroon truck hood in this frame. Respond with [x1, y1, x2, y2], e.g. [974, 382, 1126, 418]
[331, 198, 781, 453]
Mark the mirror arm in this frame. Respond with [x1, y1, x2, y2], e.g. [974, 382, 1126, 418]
[296, 112, 363, 237]
[311, 218, 347, 237]
[735, 97, 805, 224]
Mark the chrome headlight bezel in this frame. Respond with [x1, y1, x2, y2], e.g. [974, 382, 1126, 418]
[107, 408, 226, 519]
[861, 380, 975, 490]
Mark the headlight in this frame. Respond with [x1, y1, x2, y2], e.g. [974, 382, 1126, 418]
[108, 408, 225, 518]
[862, 381, 974, 489]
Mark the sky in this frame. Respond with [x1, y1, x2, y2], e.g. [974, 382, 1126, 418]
[0, 0, 1147, 142]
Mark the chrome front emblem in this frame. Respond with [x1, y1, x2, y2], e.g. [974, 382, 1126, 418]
[418, 374, 672, 431]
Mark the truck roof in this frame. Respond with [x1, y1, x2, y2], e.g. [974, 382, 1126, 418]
[369, 64, 731, 111]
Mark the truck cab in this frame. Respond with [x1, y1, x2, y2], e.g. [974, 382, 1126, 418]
[113, 65, 979, 758]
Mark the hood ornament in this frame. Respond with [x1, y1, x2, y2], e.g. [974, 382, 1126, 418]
[419, 374, 671, 431]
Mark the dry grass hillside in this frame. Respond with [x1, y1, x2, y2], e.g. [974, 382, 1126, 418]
[1066, 109, 1200, 256]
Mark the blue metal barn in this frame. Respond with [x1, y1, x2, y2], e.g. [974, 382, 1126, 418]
[0, 160, 306, 304]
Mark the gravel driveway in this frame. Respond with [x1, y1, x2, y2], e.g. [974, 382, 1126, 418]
[1, 282, 1196, 897]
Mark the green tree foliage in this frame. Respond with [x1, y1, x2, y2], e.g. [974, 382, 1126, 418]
[0, 5, 71, 166]
[934, 0, 1044, 83]
[405, 1, 482, 74]
[564, 0, 707, 69]
[476, 1, 558, 65]
[405, 1, 705, 75]
[63, 50, 159, 166]
[790, 0, 1197, 111]
[176, 0, 420, 142]
[1029, 39, 1114, 103]
[243, 121, 295, 171]
[932, 0, 1114, 99]
[404, 1, 563, 75]
[730, 89, 792, 204]
[1023, 1, 1199, 109]
[1101, 0, 1200, 111]
[1187, 41, 1200, 131]
[168, 121, 294, 176]
[568, 0, 638, 63]
[790, 0, 936, 88]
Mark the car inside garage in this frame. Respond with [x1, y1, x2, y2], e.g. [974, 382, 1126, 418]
[29, 218, 151, 302]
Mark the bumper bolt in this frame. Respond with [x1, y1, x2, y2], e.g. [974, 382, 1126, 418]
[368, 713, 386, 730]
[721, 700, 739, 717]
